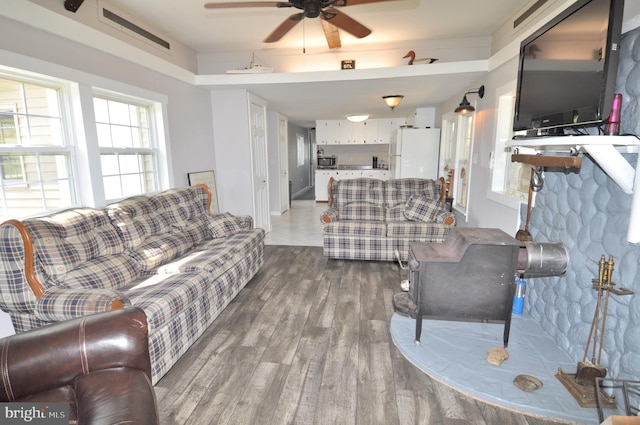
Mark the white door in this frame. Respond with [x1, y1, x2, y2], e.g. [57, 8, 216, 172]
[278, 114, 289, 214]
[248, 94, 270, 231]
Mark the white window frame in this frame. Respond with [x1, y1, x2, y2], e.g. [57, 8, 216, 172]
[440, 107, 477, 220]
[0, 105, 27, 183]
[487, 81, 530, 210]
[0, 73, 78, 219]
[93, 91, 161, 201]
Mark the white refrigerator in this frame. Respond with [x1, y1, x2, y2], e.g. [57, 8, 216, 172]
[390, 128, 440, 179]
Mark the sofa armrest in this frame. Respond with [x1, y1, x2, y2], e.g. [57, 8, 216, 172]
[0, 307, 150, 402]
[237, 215, 254, 229]
[34, 287, 131, 322]
[435, 209, 456, 226]
[320, 208, 339, 224]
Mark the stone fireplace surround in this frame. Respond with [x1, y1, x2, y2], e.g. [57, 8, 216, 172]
[524, 27, 640, 383]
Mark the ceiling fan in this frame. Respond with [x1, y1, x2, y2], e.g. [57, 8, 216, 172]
[204, 0, 391, 49]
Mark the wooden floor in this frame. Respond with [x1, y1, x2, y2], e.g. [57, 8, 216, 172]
[154, 245, 566, 425]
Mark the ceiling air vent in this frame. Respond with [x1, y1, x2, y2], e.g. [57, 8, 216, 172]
[514, 0, 549, 29]
[102, 8, 170, 50]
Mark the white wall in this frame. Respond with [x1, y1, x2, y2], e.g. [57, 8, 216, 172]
[210, 89, 254, 217]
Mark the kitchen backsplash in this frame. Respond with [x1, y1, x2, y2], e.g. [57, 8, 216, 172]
[319, 144, 390, 167]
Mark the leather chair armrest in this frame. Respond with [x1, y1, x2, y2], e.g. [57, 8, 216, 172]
[0, 307, 150, 402]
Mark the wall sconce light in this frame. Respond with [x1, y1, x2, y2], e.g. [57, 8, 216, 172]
[346, 114, 369, 123]
[454, 85, 485, 114]
[382, 95, 404, 110]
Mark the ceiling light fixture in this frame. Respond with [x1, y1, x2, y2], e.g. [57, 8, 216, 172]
[382, 95, 404, 110]
[455, 85, 485, 114]
[346, 114, 369, 123]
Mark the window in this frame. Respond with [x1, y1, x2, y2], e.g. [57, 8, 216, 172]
[0, 68, 168, 221]
[0, 76, 76, 219]
[297, 133, 305, 167]
[94, 95, 159, 200]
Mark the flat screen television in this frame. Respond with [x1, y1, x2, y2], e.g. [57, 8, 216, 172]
[513, 0, 625, 134]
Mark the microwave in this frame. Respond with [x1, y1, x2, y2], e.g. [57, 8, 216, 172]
[318, 156, 336, 167]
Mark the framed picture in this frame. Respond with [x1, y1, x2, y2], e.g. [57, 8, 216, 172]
[188, 170, 219, 213]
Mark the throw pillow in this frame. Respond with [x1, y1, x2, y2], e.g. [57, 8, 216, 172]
[403, 196, 441, 223]
[207, 212, 244, 238]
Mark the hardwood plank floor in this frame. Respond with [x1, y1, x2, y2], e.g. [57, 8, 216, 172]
[154, 246, 568, 425]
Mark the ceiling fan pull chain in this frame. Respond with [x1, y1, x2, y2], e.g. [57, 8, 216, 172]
[303, 18, 306, 53]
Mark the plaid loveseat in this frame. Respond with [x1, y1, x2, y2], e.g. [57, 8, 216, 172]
[320, 178, 455, 261]
[0, 185, 264, 384]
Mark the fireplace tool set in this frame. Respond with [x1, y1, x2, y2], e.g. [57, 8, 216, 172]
[556, 255, 634, 408]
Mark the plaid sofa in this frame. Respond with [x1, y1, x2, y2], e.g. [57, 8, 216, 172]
[320, 178, 455, 261]
[0, 185, 264, 384]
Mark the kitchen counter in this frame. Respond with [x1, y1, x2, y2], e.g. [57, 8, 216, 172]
[317, 165, 389, 171]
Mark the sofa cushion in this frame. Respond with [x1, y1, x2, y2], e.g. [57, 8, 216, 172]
[339, 202, 385, 221]
[384, 178, 441, 208]
[331, 178, 385, 209]
[107, 186, 210, 250]
[126, 233, 194, 273]
[58, 255, 141, 290]
[207, 212, 244, 238]
[322, 221, 387, 237]
[403, 196, 441, 223]
[172, 215, 210, 247]
[23, 209, 125, 286]
[157, 228, 266, 279]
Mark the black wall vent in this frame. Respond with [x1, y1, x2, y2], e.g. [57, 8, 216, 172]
[102, 8, 170, 50]
[514, 0, 549, 29]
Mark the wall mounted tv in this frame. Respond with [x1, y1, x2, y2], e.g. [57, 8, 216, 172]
[513, 0, 625, 134]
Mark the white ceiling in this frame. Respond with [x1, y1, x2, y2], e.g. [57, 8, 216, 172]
[106, 0, 529, 54]
[28, 0, 537, 126]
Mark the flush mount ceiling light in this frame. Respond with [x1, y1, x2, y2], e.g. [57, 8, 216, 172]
[455, 85, 485, 114]
[346, 114, 369, 123]
[382, 95, 404, 110]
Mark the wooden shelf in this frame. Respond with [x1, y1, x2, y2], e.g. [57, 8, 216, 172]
[511, 154, 582, 169]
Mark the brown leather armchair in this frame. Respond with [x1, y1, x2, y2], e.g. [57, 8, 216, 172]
[0, 307, 159, 425]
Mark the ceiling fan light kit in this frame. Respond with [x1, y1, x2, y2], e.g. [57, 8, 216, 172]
[383, 95, 404, 110]
[454, 85, 485, 114]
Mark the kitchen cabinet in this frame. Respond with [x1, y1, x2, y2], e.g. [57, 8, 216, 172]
[349, 120, 380, 144]
[317, 120, 343, 145]
[377, 118, 407, 144]
[316, 118, 404, 145]
[362, 170, 389, 179]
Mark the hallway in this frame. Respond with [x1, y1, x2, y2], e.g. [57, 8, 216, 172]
[263, 199, 326, 247]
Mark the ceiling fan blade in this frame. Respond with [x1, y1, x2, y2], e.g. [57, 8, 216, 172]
[335, 0, 395, 5]
[322, 7, 371, 39]
[264, 14, 303, 43]
[204, 1, 285, 9]
[320, 19, 341, 49]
